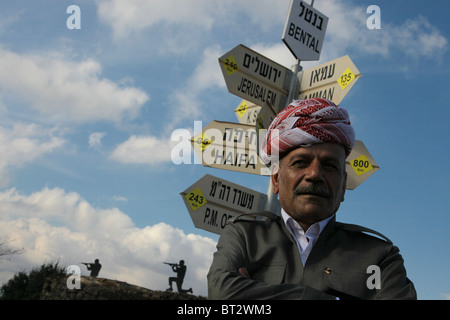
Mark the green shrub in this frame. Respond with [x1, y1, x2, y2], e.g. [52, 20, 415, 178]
[0, 262, 66, 300]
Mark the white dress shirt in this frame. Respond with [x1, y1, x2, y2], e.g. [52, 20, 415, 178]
[281, 209, 334, 265]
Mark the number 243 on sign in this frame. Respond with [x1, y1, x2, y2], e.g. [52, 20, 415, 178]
[185, 187, 207, 211]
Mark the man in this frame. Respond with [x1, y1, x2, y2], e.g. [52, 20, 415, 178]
[167, 260, 193, 294]
[83, 259, 102, 278]
[207, 98, 416, 299]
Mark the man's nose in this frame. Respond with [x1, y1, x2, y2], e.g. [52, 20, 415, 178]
[304, 159, 325, 183]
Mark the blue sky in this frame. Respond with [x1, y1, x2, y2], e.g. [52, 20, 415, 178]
[0, 0, 448, 299]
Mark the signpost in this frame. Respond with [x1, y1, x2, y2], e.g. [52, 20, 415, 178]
[191, 120, 270, 176]
[219, 44, 292, 113]
[181, 0, 378, 234]
[282, 0, 329, 61]
[298, 55, 362, 105]
[180, 174, 267, 234]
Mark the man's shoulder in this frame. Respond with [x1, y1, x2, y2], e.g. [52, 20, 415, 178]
[224, 212, 285, 235]
[225, 212, 393, 244]
[227, 211, 281, 226]
[335, 221, 393, 244]
[223, 211, 292, 245]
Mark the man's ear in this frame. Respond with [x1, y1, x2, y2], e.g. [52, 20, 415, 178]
[271, 162, 280, 195]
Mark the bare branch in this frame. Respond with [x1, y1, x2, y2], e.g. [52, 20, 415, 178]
[0, 236, 25, 260]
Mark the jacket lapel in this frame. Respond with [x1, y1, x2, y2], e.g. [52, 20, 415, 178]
[278, 214, 305, 282]
[304, 216, 336, 267]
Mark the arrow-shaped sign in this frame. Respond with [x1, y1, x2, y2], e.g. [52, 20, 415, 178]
[234, 100, 277, 128]
[298, 55, 362, 105]
[219, 44, 292, 113]
[345, 140, 380, 190]
[234, 100, 261, 125]
[191, 120, 270, 176]
[282, 0, 329, 61]
[180, 174, 267, 234]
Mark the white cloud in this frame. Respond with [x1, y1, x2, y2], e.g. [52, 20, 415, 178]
[250, 42, 297, 70]
[0, 123, 65, 188]
[107, 46, 227, 167]
[166, 45, 225, 129]
[315, 0, 447, 61]
[97, 0, 215, 39]
[89, 132, 107, 149]
[389, 16, 448, 60]
[113, 195, 128, 202]
[110, 135, 174, 165]
[0, 187, 216, 295]
[155, 1, 447, 131]
[0, 48, 149, 124]
[97, 0, 447, 62]
[97, 0, 286, 40]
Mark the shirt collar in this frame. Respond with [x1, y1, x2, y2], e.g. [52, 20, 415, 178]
[281, 208, 334, 240]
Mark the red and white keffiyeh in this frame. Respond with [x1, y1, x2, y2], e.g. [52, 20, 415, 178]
[260, 98, 355, 164]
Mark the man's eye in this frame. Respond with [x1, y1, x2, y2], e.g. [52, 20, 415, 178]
[324, 162, 339, 170]
[291, 160, 307, 167]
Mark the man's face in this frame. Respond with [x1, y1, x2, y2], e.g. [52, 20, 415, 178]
[271, 143, 347, 230]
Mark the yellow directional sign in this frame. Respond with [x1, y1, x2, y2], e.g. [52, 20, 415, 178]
[223, 55, 239, 76]
[298, 55, 362, 105]
[193, 133, 212, 151]
[184, 187, 207, 211]
[235, 100, 249, 118]
[234, 100, 277, 128]
[346, 140, 380, 190]
[337, 67, 356, 90]
[350, 154, 374, 176]
[234, 100, 261, 125]
[219, 44, 292, 113]
[191, 120, 270, 176]
[180, 174, 268, 234]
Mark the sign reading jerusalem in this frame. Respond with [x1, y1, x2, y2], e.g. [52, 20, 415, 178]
[219, 44, 292, 113]
[282, 0, 329, 61]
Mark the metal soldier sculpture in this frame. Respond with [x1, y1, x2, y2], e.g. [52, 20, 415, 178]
[164, 260, 193, 294]
[82, 259, 102, 278]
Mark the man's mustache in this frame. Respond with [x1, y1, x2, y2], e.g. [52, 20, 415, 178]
[294, 184, 330, 198]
